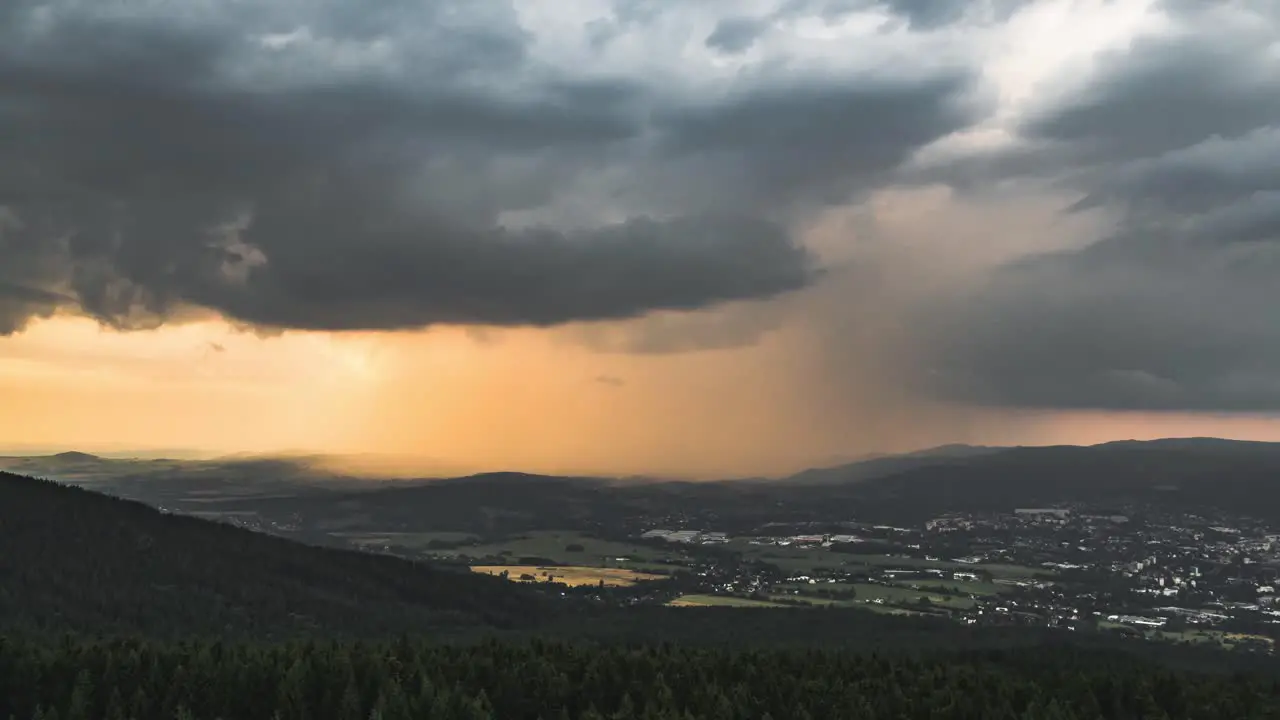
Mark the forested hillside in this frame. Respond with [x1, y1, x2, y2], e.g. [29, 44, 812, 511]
[3, 637, 1279, 720]
[0, 472, 553, 639]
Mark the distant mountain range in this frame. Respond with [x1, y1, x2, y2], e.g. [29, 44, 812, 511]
[782, 437, 1280, 485]
[9, 437, 1280, 537]
[15, 436, 1279, 481]
[782, 443, 1008, 485]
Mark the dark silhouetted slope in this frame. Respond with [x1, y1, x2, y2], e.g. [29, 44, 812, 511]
[785, 444, 1006, 485]
[0, 471, 554, 639]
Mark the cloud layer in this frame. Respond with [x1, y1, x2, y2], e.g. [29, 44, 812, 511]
[924, 1, 1280, 411]
[4, 0, 1279, 422]
[0, 0, 982, 334]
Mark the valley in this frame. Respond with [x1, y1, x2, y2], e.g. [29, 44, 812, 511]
[10, 438, 1280, 654]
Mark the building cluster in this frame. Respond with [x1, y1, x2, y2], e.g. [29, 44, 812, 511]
[640, 529, 729, 544]
[638, 503, 1280, 653]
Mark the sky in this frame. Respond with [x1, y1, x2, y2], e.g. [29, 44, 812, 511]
[1, 0, 1279, 477]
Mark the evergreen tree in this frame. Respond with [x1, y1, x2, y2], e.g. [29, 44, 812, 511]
[63, 671, 93, 720]
[338, 675, 364, 720]
[103, 688, 127, 720]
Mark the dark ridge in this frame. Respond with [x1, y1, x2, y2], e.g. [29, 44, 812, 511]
[0, 471, 556, 640]
[1091, 437, 1280, 451]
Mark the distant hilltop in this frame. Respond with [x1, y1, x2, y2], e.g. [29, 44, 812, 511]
[1090, 437, 1280, 451]
[50, 451, 101, 462]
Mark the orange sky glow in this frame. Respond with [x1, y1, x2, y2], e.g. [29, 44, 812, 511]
[4, 313, 1279, 479]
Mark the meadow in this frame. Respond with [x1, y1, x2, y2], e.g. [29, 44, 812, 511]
[431, 530, 691, 570]
[667, 594, 787, 608]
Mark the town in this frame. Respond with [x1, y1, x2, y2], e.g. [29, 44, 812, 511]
[625, 505, 1280, 652]
[158, 492, 1280, 654]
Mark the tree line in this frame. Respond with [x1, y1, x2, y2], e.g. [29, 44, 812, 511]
[3, 636, 1280, 720]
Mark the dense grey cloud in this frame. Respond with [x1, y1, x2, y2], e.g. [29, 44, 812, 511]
[1069, 128, 1280, 221]
[872, 0, 1038, 29]
[931, 228, 1280, 411]
[924, 3, 1280, 412]
[0, 0, 986, 335]
[1024, 33, 1280, 163]
[774, 0, 1036, 29]
[880, 0, 966, 29]
[203, 215, 815, 331]
[705, 17, 771, 53]
[701, 0, 1034, 51]
[654, 74, 975, 213]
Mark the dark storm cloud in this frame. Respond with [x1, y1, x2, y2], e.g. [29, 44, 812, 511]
[697, 0, 1034, 59]
[201, 215, 814, 331]
[0, 1, 890, 335]
[655, 73, 978, 212]
[880, 0, 966, 29]
[1023, 33, 1280, 162]
[705, 16, 771, 53]
[776, 0, 1034, 30]
[0, 0, 987, 336]
[559, 68, 980, 354]
[924, 6, 1280, 412]
[931, 224, 1280, 411]
[585, 0, 667, 49]
[1068, 128, 1280, 220]
[0, 283, 62, 335]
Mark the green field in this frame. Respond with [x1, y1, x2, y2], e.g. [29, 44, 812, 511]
[852, 583, 975, 609]
[429, 531, 691, 569]
[887, 579, 1009, 597]
[727, 541, 1051, 584]
[1147, 628, 1274, 649]
[773, 581, 976, 610]
[335, 531, 479, 549]
[859, 603, 934, 617]
[1094, 621, 1274, 650]
[729, 541, 847, 572]
[836, 553, 967, 569]
[770, 594, 839, 606]
[977, 563, 1057, 578]
[668, 594, 787, 608]
[838, 554, 1052, 578]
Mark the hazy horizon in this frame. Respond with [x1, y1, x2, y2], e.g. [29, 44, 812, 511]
[7, 433, 1280, 482]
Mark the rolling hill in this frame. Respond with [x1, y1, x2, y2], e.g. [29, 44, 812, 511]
[782, 443, 1008, 486]
[13, 438, 1280, 551]
[0, 471, 557, 639]
[225, 438, 1280, 535]
[820, 439, 1280, 522]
